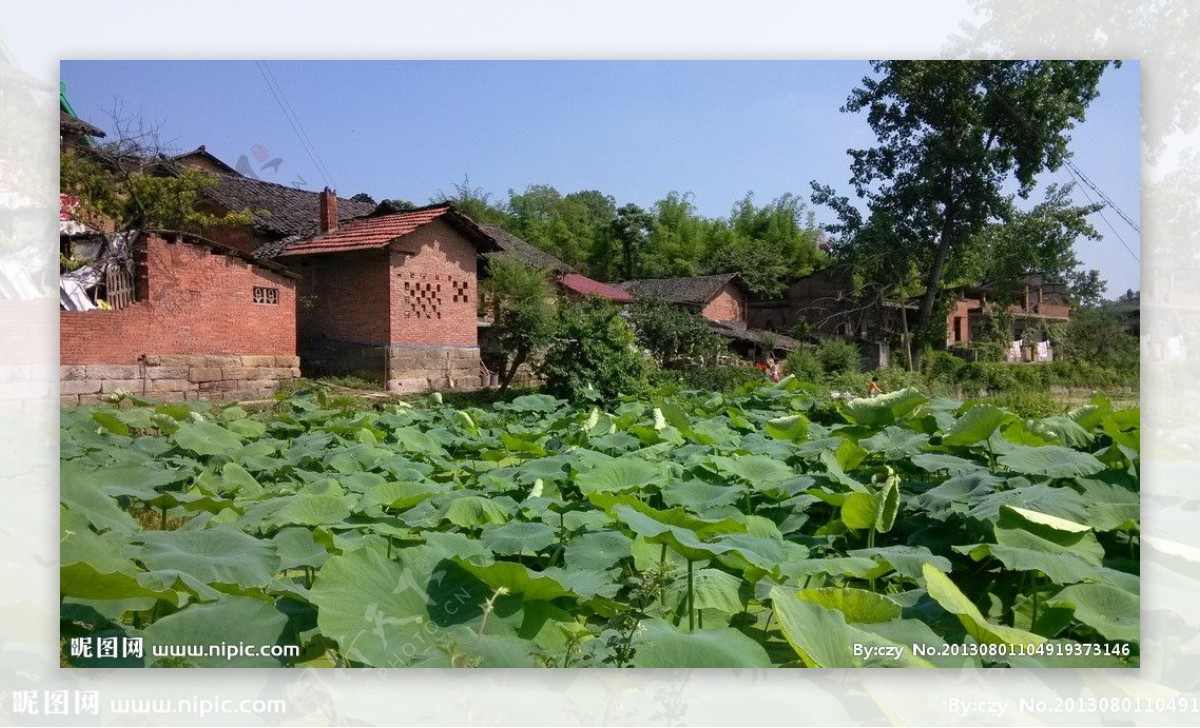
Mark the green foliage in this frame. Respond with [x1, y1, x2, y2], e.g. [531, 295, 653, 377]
[1060, 307, 1140, 377]
[60, 153, 254, 233]
[630, 298, 722, 366]
[482, 257, 559, 391]
[785, 349, 823, 384]
[60, 378, 1138, 668]
[816, 338, 861, 376]
[539, 297, 651, 402]
[981, 388, 1063, 418]
[654, 366, 768, 394]
[814, 61, 1115, 364]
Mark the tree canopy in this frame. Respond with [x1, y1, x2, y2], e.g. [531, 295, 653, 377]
[813, 60, 1116, 363]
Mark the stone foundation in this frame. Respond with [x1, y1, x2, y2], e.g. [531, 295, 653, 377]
[386, 346, 481, 393]
[60, 354, 301, 405]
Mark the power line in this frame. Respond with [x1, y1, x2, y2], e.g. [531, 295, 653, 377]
[1064, 158, 1140, 234]
[260, 61, 337, 187]
[1066, 165, 1141, 264]
[254, 61, 333, 189]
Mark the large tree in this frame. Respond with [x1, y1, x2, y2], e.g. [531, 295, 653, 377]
[813, 60, 1115, 365]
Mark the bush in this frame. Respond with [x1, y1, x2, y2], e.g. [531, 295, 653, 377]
[630, 298, 723, 366]
[784, 349, 823, 385]
[539, 297, 651, 402]
[663, 366, 769, 393]
[981, 388, 1063, 418]
[922, 350, 965, 382]
[816, 338, 860, 376]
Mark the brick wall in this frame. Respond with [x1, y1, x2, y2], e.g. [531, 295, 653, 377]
[947, 298, 978, 346]
[389, 219, 479, 346]
[701, 282, 748, 325]
[293, 248, 391, 348]
[60, 232, 299, 402]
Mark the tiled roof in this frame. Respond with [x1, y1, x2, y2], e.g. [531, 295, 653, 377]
[479, 225, 576, 274]
[278, 203, 496, 257]
[558, 273, 634, 302]
[60, 110, 105, 138]
[616, 273, 743, 306]
[203, 173, 376, 241]
[171, 145, 238, 174]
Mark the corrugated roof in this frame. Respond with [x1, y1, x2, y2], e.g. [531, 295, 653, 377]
[278, 203, 497, 257]
[616, 273, 743, 306]
[479, 224, 576, 274]
[558, 273, 634, 302]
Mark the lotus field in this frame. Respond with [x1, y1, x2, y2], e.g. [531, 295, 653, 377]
[60, 379, 1140, 668]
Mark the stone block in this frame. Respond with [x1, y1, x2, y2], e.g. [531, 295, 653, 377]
[60, 394, 80, 406]
[152, 391, 186, 402]
[146, 366, 189, 380]
[221, 367, 254, 381]
[78, 394, 104, 405]
[156, 354, 191, 366]
[188, 367, 223, 383]
[150, 378, 192, 392]
[61, 366, 87, 381]
[142, 355, 162, 366]
[240, 355, 276, 368]
[275, 355, 301, 368]
[60, 379, 101, 395]
[87, 364, 139, 380]
[100, 379, 143, 393]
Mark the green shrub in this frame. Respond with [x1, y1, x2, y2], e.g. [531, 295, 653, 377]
[817, 338, 860, 376]
[981, 388, 1063, 418]
[539, 297, 651, 402]
[922, 350, 965, 382]
[784, 349, 823, 384]
[662, 366, 768, 393]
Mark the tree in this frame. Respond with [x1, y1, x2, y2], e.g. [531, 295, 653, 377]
[481, 257, 558, 393]
[350, 192, 376, 204]
[60, 112, 254, 235]
[539, 297, 651, 402]
[610, 203, 654, 280]
[433, 174, 509, 224]
[813, 60, 1115, 366]
[629, 298, 722, 367]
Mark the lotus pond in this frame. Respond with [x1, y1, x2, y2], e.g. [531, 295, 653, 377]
[60, 379, 1139, 667]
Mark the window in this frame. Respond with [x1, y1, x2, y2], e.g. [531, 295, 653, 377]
[253, 286, 279, 305]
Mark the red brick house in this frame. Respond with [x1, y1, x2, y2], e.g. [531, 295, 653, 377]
[275, 196, 499, 392]
[947, 273, 1071, 360]
[617, 273, 750, 326]
[60, 230, 300, 404]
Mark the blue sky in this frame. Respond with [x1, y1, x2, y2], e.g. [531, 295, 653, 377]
[61, 60, 1141, 294]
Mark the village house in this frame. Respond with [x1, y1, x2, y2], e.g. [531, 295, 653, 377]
[272, 195, 500, 392]
[946, 273, 1071, 362]
[617, 273, 803, 359]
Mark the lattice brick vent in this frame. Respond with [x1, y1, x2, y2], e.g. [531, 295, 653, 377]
[451, 280, 470, 303]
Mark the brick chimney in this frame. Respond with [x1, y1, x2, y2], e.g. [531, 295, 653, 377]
[319, 187, 338, 234]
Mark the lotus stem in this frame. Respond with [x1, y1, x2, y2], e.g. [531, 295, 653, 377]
[687, 559, 695, 632]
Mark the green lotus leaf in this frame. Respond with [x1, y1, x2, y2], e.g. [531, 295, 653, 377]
[629, 619, 771, 668]
[711, 455, 794, 489]
[922, 564, 1046, 647]
[770, 586, 932, 667]
[170, 420, 245, 456]
[943, 405, 1015, 447]
[480, 520, 557, 555]
[564, 530, 633, 571]
[575, 458, 667, 495]
[143, 595, 290, 667]
[794, 587, 902, 624]
[136, 526, 281, 588]
[998, 445, 1106, 479]
[310, 547, 440, 667]
[840, 387, 928, 427]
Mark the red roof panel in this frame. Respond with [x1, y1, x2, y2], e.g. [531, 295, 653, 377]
[557, 273, 635, 302]
[279, 205, 452, 256]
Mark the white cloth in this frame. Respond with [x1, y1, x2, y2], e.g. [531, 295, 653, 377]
[1035, 341, 1051, 361]
[1167, 335, 1187, 361]
[1008, 340, 1023, 362]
